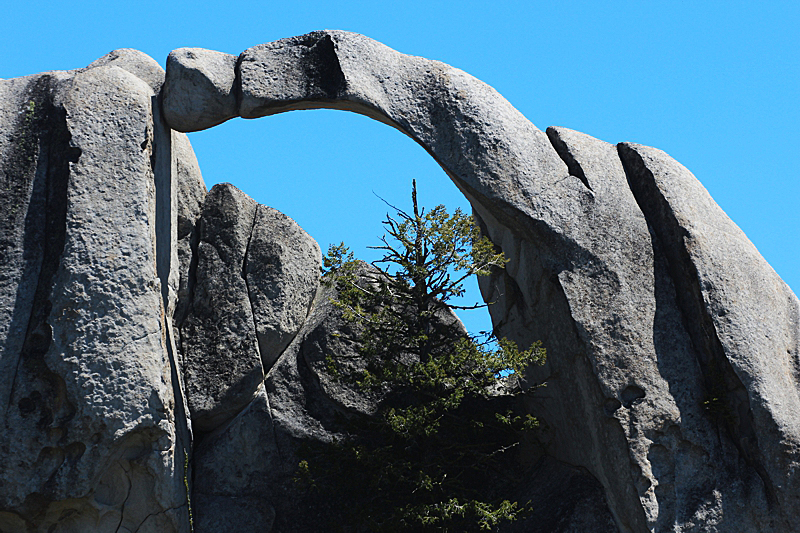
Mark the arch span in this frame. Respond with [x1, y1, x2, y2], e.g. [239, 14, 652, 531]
[4, 32, 799, 533]
[165, 31, 800, 532]
[163, 33, 651, 530]
[163, 31, 587, 241]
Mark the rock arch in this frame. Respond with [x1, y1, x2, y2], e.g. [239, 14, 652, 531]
[1, 31, 798, 533]
[162, 31, 800, 533]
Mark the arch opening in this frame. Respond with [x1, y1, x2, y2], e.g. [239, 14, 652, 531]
[187, 108, 496, 337]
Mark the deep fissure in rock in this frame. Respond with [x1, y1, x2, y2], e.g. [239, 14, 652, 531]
[545, 127, 593, 192]
[617, 143, 777, 508]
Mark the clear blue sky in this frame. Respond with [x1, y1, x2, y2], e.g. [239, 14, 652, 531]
[3, 1, 798, 335]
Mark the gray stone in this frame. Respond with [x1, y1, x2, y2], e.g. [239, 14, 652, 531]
[274, 274, 383, 422]
[180, 183, 263, 433]
[173, 131, 206, 326]
[191, 32, 797, 531]
[162, 48, 238, 132]
[503, 457, 620, 533]
[246, 205, 321, 370]
[0, 62, 188, 532]
[0, 73, 58, 433]
[191, 384, 281, 533]
[4, 32, 800, 533]
[479, 126, 780, 532]
[618, 142, 800, 530]
[191, 274, 408, 532]
[87, 48, 165, 91]
[194, 492, 276, 533]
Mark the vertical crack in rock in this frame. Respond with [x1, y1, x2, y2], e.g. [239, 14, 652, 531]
[545, 126, 593, 192]
[232, 53, 244, 120]
[244, 205, 322, 374]
[151, 98, 172, 310]
[113, 464, 132, 533]
[150, 92, 193, 524]
[617, 143, 778, 509]
[176, 214, 202, 385]
[172, 133, 207, 332]
[241, 204, 264, 372]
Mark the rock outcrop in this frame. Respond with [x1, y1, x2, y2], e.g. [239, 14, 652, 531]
[1, 31, 798, 533]
[0, 53, 192, 532]
[178, 182, 320, 434]
[161, 48, 237, 132]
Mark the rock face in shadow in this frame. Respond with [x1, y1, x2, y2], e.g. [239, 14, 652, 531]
[179, 183, 263, 433]
[173, 131, 207, 327]
[178, 183, 321, 434]
[191, 273, 620, 533]
[1, 32, 798, 533]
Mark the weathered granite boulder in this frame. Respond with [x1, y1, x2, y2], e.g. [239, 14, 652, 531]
[190, 277, 376, 533]
[178, 183, 321, 434]
[618, 142, 800, 527]
[179, 183, 263, 433]
[87, 48, 166, 92]
[162, 48, 238, 132]
[246, 205, 321, 370]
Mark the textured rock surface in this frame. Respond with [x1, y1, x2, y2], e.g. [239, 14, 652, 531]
[3, 31, 799, 533]
[190, 274, 385, 533]
[0, 54, 191, 531]
[193, 275, 618, 533]
[162, 48, 238, 132]
[179, 183, 262, 433]
[87, 48, 166, 92]
[163, 30, 800, 532]
[618, 142, 800, 527]
[245, 205, 321, 370]
[177, 183, 321, 435]
[191, 283, 356, 533]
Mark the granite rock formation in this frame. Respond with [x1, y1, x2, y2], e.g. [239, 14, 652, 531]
[0, 52, 191, 533]
[1, 31, 798, 533]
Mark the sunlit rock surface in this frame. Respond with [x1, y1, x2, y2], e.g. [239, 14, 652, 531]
[1, 31, 797, 533]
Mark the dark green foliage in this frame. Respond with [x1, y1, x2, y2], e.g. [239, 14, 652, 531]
[300, 181, 545, 532]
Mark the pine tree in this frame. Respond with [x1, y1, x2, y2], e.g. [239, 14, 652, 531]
[299, 181, 545, 532]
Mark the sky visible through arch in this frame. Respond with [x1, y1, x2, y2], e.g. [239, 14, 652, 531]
[3, 0, 798, 336]
[187, 108, 498, 334]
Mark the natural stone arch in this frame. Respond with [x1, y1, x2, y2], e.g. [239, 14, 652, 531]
[2, 31, 798, 533]
[163, 31, 800, 533]
[162, 31, 581, 259]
